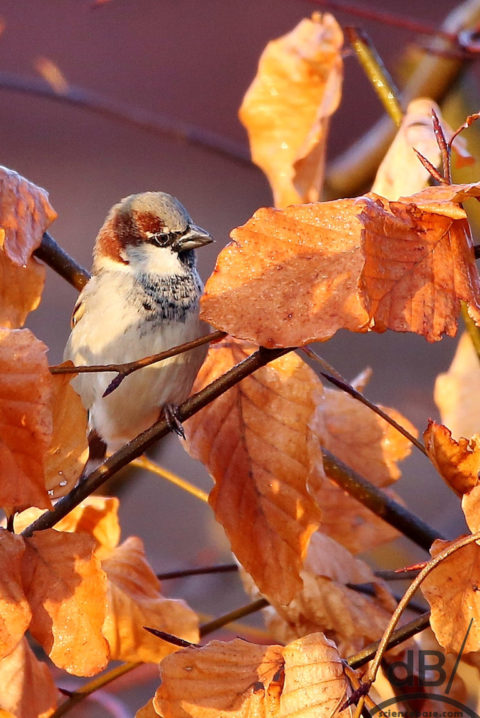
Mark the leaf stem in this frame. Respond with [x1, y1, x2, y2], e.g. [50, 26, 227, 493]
[132, 456, 209, 503]
[321, 448, 444, 550]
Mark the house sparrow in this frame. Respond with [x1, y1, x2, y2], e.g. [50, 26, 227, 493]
[64, 191, 213, 454]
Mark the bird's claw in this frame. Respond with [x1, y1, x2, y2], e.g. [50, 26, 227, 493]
[163, 403, 186, 439]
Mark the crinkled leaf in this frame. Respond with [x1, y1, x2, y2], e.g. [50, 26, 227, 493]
[201, 185, 480, 346]
[155, 633, 351, 718]
[45, 371, 88, 498]
[0, 530, 30, 661]
[0, 329, 52, 513]
[184, 339, 323, 605]
[0, 637, 57, 718]
[462, 484, 480, 533]
[102, 536, 199, 663]
[435, 332, 480, 440]
[239, 13, 343, 208]
[424, 420, 480, 496]
[0, 253, 45, 329]
[421, 538, 480, 654]
[22, 528, 109, 676]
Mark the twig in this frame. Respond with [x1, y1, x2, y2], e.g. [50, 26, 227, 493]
[0, 71, 250, 167]
[321, 448, 444, 550]
[142, 628, 199, 648]
[157, 562, 238, 580]
[22, 346, 291, 537]
[344, 27, 403, 127]
[131, 455, 209, 503]
[200, 598, 269, 637]
[302, 347, 426, 455]
[366, 531, 480, 683]
[34, 231, 90, 291]
[375, 568, 420, 581]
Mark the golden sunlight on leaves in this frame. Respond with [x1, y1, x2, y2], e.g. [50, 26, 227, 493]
[22, 529, 110, 676]
[45, 371, 88, 498]
[52, 495, 121, 560]
[371, 98, 473, 201]
[0, 530, 30, 661]
[435, 332, 480, 440]
[239, 13, 343, 209]
[260, 532, 396, 656]
[184, 339, 324, 605]
[201, 185, 480, 346]
[102, 535, 199, 663]
[421, 538, 480, 654]
[0, 638, 57, 718]
[0, 329, 53, 514]
[424, 420, 480, 496]
[155, 633, 351, 718]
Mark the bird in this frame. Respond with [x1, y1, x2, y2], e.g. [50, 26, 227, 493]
[64, 191, 213, 456]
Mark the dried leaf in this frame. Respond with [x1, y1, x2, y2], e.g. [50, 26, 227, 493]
[22, 528, 109, 676]
[0, 329, 52, 513]
[0, 638, 57, 718]
[0, 529, 30, 661]
[201, 186, 480, 346]
[102, 536, 199, 663]
[184, 339, 323, 605]
[155, 633, 351, 718]
[434, 332, 480, 440]
[0, 166, 57, 266]
[52, 495, 121, 560]
[45, 372, 88, 498]
[424, 420, 480, 496]
[462, 484, 480, 533]
[239, 13, 343, 208]
[372, 99, 473, 200]
[421, 538, 480, 654]
[0, 253, 45, 328]
[136, 700, 159, 718]
[256, 532, 397, 656]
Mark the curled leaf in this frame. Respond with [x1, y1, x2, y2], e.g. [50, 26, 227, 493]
[239, 13, 343, 208]
[424, 420, 480, 496]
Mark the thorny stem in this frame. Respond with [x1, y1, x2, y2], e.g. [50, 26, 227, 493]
[321, 448, 444, 550]
[345, 27, 403, 127]
[22, 346, 292, 536]
[302, 347, 426, 455]
[367, 531, 480, 684]
[131, 456, 209, 503]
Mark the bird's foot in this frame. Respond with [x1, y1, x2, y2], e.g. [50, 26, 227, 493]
[163, 403, 186, 440]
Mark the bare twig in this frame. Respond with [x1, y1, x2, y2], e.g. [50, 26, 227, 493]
[321, 448, 444, 550]
[34, 231, 90, 291]
[200, 598, 269, 637]
[22, 346, 291, 537]
[157, 563, 238, 580]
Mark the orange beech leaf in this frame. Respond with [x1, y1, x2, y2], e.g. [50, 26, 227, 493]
[136, 701, 159, 718]
[372, 99, 473, 201]
[0, 253, 45, 329]
[201, 185, 480, 346]
[421, 538, 480, 654]
[102, 536, 199, 663]
[53, 495, 121, 559]
[424, 420, 480, 496]
[462, 484, 480, 533]
[308, 386, 415, 552]
[0, 329, 53, 514]
[0, 637, 57, 718]
[435, 332, 480, 440]
[184, 339, 324, 605]
[0, 166, 57, 266]
[248, 532, 396, 656]
[22, 528, 109, 676]
[0, 530, 30, 661]
[239, 13, 343, 208]
[155, 633, 351, 718]
[45, 371, 88, 498]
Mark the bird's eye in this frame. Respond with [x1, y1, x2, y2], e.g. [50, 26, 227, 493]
[148, 230, 184, 247]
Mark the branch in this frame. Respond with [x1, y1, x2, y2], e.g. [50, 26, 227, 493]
[321, 448, 444, 550]
[34, 231, 90, 291]
[22, 346, 291, 537]
[0, 71, 250, 167]
[199, 598, 269, 637]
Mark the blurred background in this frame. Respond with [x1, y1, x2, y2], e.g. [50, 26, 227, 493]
[1, 0, 480, 712]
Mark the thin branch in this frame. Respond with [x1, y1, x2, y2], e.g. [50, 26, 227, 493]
[0, 71, 250, 167]
[143, 628, 199, 649]
[200, 598, 269, 637]
[302, 347, 426, 455]
[375, 568, 420, 581]
[321, 448, 444, 550]
[131, 455, 209, 503]
[157, 562, 238, 581]
[22, 346, 291, 537]
[344, 26, 403, 127]
[34, 231, 90, 291]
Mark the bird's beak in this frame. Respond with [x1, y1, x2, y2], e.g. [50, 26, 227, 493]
[173, 224, 214, 252]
